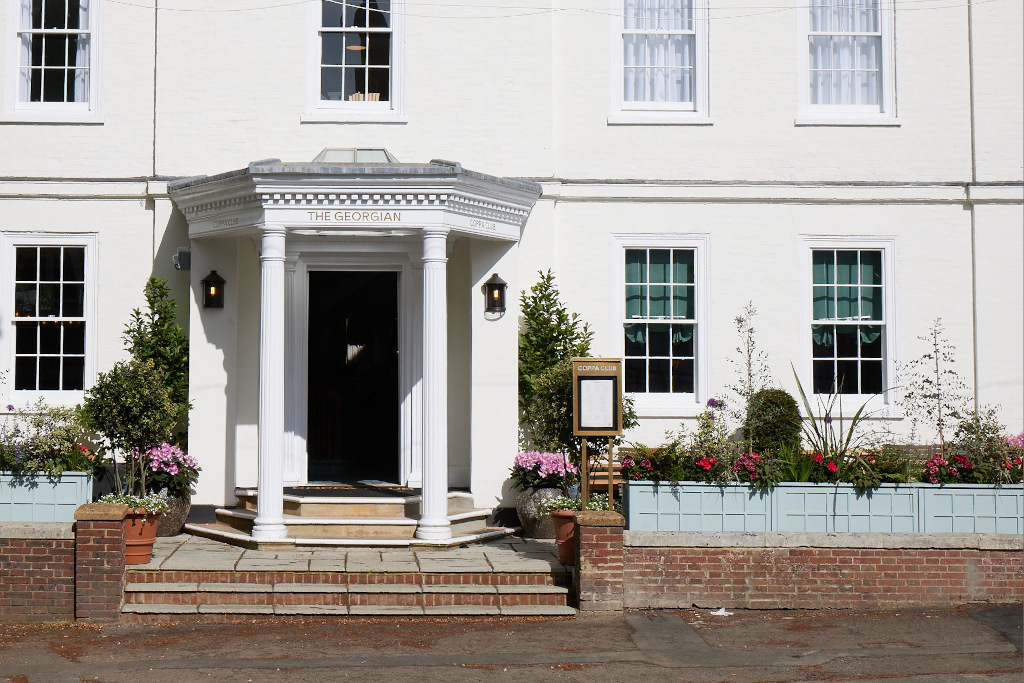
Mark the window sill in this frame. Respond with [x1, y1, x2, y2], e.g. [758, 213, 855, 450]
[794, 116, 901, 127]
[608, 113, 712, 126]
[628, 394, 704, 419]
[0, 111, 103, 125]
[301, 110, 408, 124]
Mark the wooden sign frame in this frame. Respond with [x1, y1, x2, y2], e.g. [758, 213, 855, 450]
[571, 358, 623, 437]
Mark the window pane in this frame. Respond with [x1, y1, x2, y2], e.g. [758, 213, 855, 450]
[648, 359, 670, 392]
[343, 66, 364, 99]
[625, 359, 646, 392]
[62, 356, 84, 390]
[38, 356, 60, 390]
[861, 286, 882, 320]
[625, 249, 646, 283]
[860, 325, 882, 358]
[836, 360, 859, 393]
[38, 247, 60, 280]
[344, 33, 366, 65]
[836, 286, 858, 319]
[367, 32, 389, 66]
[648, 324, 670, 356]
[64, 321, 85, 354]
[16, 322, 37, 354]
[673, 249, 694, 284]
[835, 325, 858, 358]
[62, 283, 84, 317]
[15, 284, 37, 317]
[624, 324, 646, 356]
[321, 67, 343, 100]
[812, 250, 834, 285]
[368, 67, 389, 101]
[649, 285, 670, 317]
[672, 324, 694, 356]
[861, 360, 882, 394]
[625, 285, 647, 318]
[43, 0, 64, 29]
[322, 34, 346, 65]
[38, 283, 60, 316]
[16, 247, 36, 280]
[39, 321, 60, 353]
[836, 251, 858, 284]
[812, 286, 834, 320]
[672, 359, 694, 393]
[63, 247, 85, 281]
[861, 250, 882, 285]
[15, 357, 36, 390]
[322, 0, 344, 27]
[649, 249, 670, 283]
[812, 325, 833, 358]
[813, 360, 835, 394]
[673, 285, 693, 319]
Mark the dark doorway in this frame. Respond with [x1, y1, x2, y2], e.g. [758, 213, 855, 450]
[307, 271, 399, 483]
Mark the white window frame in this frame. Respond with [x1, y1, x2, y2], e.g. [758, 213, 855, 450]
[795, 0, 897, 126]
[608, 0, 711, 125]
[0, 233, 97, 407]
[302, 0, 406, 124]
[798, 236, 898, 416]
[612, 234, 709, 417]
[2, 0, 102, 123]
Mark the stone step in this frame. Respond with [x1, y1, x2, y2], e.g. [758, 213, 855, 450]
[123, 579, 573, 613]
[234, 489, 478, 517]
[214, 506, 492, 541]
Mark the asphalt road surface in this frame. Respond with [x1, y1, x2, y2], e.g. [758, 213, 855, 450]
[0, 605, 1020, 682]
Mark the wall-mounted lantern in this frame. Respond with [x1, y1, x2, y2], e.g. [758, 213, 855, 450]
[483, 273, 507, 316]
[201, 270, 225, 308]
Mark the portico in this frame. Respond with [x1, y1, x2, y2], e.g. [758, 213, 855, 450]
[168, 157, 541, 543]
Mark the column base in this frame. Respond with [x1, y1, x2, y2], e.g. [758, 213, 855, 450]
[251, 520, 288, 541]
[414, 519, 452, 541]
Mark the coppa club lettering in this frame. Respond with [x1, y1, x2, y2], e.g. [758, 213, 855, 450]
[576, 364, 617, 372]
[306, 210, 402, 222]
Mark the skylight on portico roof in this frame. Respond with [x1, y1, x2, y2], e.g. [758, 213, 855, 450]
[312, 148, 398, 163]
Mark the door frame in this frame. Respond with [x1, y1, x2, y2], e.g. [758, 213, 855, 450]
[283, 240, 423, 487]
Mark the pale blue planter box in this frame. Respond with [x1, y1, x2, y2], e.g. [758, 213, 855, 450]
[625, 482, 1024, 534]
[0, 472, 93, 522]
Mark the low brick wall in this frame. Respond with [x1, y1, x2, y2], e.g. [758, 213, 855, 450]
[574, 516, 1024, 612]
[0, 504, 130, 623]
[0, 523, 76, 622]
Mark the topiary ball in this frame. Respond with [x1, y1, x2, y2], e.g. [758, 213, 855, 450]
[743, 388, 802, 456]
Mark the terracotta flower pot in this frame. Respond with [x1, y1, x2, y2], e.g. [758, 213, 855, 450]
[551, 509, 577, 565]
[124, 510, 161, 565]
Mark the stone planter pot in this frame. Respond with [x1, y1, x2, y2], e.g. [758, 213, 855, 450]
[155, 489, 191, 537]
[515, 487, 562, 538]
[625, 481, 1024, 533]
[0, 471, 93, 522]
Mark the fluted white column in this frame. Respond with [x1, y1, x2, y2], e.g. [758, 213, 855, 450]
[253, 226, 288, 541]
[416, 228, 452, 541]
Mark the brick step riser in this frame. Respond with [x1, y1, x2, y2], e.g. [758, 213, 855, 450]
[124, 593, 567, 607]
[126, 572, 568, 587]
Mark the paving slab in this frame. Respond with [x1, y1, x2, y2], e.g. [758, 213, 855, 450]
[235, 558, 311, 571]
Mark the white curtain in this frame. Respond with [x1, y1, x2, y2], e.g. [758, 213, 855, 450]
[623, 0, 695, 104]
[74, 0, 90, 103]
[808, 0, 881, 106]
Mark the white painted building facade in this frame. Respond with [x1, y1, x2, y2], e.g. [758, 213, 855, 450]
[0, 0, 1020, 540]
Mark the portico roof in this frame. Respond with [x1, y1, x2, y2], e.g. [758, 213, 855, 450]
[168, 158, 543, 242]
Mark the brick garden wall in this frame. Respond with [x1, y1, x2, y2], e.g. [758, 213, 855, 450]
[0, 525, 76, 622]
[575, 516, 1024, 612]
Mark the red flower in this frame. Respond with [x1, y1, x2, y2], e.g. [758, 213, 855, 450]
[813, 453, 824, 464]
[826, 461, 838, 473]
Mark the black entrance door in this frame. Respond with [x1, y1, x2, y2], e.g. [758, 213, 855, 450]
[306, 271, 399, 483]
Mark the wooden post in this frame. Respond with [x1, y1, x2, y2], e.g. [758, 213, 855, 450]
[581, 439, 589, 510]
[607, 437, 615, 509]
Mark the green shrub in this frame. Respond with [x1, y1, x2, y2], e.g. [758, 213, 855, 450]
[743, 388, 802, 455]
[122, 278, 190, 436]
[0, 399, 95, 477]
[80, 358, 176, 456]
[527, 359, 637, 459]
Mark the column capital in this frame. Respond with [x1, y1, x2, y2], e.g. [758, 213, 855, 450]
[260, 227, 287, 262]
[422, 229, 449, 263]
